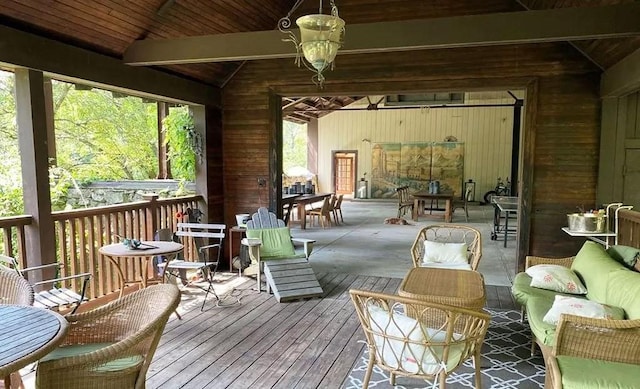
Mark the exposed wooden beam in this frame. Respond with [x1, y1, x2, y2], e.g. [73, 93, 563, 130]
[601, 48, 640, 97]
[124, 3, 640, 66]
[0, 25, 220, 106]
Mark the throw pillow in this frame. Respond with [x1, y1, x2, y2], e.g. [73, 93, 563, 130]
[422, 241, 468, 265]
[525, 265, 587, 295]
[543, 295, 625, 325]
[245, 227, 295, 258]
[607, 245, 640, 270]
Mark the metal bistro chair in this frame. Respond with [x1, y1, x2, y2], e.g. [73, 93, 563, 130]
[157, 222, 226, 311]
[0, 254, 90, 314]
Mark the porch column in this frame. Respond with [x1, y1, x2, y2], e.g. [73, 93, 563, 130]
[14, 68, 56, 269]
[157, 102, 172, 179]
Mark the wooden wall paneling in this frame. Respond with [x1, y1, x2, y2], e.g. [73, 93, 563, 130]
[204, 106, 224, 224]
[222, 43, 601, 262]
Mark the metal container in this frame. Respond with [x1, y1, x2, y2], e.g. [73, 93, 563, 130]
[567, 213, 607, 233]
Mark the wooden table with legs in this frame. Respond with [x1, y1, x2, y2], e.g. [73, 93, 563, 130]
[288, 193, 332, 229]
[411, 191, 454, 223]
[0, 305, 68, 386]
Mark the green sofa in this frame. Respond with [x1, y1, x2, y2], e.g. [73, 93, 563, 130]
[511, 241, 640, 389]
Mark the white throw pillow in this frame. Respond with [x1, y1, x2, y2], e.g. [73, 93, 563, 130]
[366, 304, 465, 374]
[422, 241, 468, 266]
[543, 295, 622, 325]
[525, 265, 587, 295]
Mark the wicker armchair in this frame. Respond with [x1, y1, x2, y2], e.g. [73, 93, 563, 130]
[410, 225, 482, 270]
[35, 284, 180, 389]
[0, 265, 34, 306]
[350, 289, 490, 388]
[548, 314, 640, 389]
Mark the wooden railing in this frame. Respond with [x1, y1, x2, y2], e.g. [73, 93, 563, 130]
[0, 215, 33, 268]
[51, 194, 204, 299]
[617, 208, 640, 248]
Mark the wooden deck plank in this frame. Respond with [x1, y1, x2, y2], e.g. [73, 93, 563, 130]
[180, 273, 350, 388]
[145, 276, 515, 389]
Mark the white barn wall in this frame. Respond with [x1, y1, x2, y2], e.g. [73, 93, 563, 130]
[316, 92, 522, 199]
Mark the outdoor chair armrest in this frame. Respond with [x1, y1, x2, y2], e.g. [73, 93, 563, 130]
[292, 238, 315, 259]
[31, 272, 92, 287]
[21, 263, 60, 272]
[525, 255, 575, 269]
[553, 314, 640, 364]
[199, 243, 221, 252]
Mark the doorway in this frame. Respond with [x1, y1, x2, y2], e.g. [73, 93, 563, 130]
[333, 151, 357, 196]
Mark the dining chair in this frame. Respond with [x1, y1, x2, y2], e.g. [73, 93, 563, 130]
[350, 289, 491, 388]
[307, 196, 333, 228]
[452, 185, 473, 222]
[410, 225, 482, 270]
[35, 284, 180, 389]
[396, 186, 414, 218]
[0, 254, 90, 314]
[333, 194, 344, 224]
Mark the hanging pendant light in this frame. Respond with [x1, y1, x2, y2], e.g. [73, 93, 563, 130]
[279, 0, 345, 88]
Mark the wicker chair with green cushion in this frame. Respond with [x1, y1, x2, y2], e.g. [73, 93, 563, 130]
[241, 207, 316, 293]
[35, 284, 180, 389]
[350, 289, 491, 389]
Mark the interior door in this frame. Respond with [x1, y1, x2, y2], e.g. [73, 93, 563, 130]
[335, 153, 355, 195]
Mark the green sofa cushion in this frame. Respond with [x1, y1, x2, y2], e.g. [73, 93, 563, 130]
[607, 245, 640, 269]
[246, 227, 296, 258]
[41, 343, 144, 372]
[606, 269, 640, 319]
[511, 272, 577, 307]
[571, 242, 626, 303]
[557, 355, 640, 389]
[526, 297, 562, 347]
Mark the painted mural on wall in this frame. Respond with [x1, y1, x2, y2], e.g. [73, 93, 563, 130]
[370, 142, 464, 199]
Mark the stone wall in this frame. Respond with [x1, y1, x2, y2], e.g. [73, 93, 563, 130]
[65, 180, 196, 208]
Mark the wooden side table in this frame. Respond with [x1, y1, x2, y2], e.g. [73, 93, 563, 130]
[398, 267, 486, 310]
[228, 226, 246, 271]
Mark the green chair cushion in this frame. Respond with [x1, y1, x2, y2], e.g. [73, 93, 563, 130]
[607, 245, 640, 269]
[41, 343, 144, 372]
[557, 355, 640, 389]
[526, 297, 560, 347]
[246, 227, 296, 258]
[571, 242, 626, 303]
[606, 269, 640, 319]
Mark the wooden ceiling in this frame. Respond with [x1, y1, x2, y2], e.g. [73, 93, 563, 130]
[0, 0, 638, 122]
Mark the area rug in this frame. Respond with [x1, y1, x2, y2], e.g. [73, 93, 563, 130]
[343, 309, 545, 389]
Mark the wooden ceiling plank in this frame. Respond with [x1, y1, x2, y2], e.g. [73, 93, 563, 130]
[124, 3, 640, 65]
[601, 48, 640, 97]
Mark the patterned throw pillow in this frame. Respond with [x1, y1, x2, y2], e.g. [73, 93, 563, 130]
[525, 265, 587, 295]
[543, 295, 624, 325]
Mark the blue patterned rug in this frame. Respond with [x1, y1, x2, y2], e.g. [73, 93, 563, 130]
[343, 309, 545, 389]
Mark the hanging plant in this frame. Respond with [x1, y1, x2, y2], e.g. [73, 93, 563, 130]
[162, 107, 200, 181]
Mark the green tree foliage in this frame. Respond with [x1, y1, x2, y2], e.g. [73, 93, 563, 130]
[163, 106, 196, 181]
[283, 120, 307, 172]
[0, 72, 23, 215]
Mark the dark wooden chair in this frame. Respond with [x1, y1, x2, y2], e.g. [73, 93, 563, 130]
[396, 186, 414, 218]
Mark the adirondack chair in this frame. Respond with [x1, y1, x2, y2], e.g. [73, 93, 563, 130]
[241, 207, 323, 302]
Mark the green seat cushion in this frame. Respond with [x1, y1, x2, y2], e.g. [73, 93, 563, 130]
[557, 356, 640, 389]
[526, 297, 561, 347]
[41, 343, 144, 372]
[511, 272, 578, 307]
[246, 227, 296, 258]
[606, 269, 640, 319]
[571, 242, 626, 303]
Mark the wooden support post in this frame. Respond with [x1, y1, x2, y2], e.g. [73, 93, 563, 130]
[142, 193, 159, 240]
[156, 102, 172, 179]
[14, 69, 56, 273]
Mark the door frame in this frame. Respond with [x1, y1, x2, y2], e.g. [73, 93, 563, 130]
[331, 150, 358, 195]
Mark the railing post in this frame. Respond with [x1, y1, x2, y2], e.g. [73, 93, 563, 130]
[142, 194, 159, 240]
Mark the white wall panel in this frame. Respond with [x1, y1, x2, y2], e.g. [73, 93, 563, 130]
[317, 91, 524, 199]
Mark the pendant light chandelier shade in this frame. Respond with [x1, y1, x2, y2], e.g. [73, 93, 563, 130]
[279, 0, 345, 87]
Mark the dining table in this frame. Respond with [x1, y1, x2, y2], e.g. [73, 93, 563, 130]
[0, 305, 68, 385]
[287, 193, 332, 229]
[411, 191, 454, 222]
[99, 240, 183, 298]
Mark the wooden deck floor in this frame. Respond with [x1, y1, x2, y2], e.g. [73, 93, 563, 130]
[146, 273, 516, 389]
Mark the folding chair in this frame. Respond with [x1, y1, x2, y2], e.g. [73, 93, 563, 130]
[0, 254, 91, 314]
[157, 223, 225, 311]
